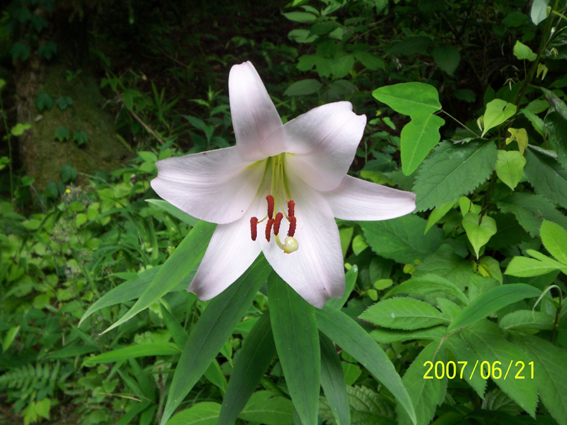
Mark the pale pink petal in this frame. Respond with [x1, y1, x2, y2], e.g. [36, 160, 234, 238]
[259, 175, 345, 308]
[188, 211, 262, 300]
[262, 102, 366, 191]
[323, 175, 416, 221]
[151, 147, 266, 224]
[229, 62, 283, 161]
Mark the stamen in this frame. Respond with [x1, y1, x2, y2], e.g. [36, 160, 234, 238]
[287, 216, 296, 237]
[273, 212, 283, 235]
[266, 195, 274, 218]
[287, 200, 295, 217]
[265, 218, 274, 242]
[250, 217, 258, 241]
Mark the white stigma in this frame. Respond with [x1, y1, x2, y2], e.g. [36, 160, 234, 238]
[282, 237, 299, 254]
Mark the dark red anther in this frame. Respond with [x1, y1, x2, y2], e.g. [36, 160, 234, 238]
[287, 200, 295, 217]
[273, 212, 283, 235]
[287, 216, 296, 237]
[250, 217, 258, 241]
[265, 218, 274, 242]
[266, 195, 274, 218]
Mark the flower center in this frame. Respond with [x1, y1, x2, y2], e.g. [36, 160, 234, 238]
[249, 154, 298, 254]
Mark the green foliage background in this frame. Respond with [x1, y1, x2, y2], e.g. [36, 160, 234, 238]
[1, 0, 567, 424]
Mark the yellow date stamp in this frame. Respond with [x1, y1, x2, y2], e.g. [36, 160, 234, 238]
[423, 360, 534, 380]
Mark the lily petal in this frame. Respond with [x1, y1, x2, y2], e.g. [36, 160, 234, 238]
[323, 175, 416, 221]
[188, 212, 262, 300]
[151, 147, 265, 224]
[260, 173, 345, 308]
[263, 102, 366, 191]
[229, 62, 283, 161]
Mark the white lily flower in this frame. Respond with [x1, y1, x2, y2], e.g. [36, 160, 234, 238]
[151, 61, 416, 308]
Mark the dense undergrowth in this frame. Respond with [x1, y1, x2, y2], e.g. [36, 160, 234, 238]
[1, 0, 567, 424]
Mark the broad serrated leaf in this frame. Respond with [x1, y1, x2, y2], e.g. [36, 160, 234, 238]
[448, 284, 542, 332]
[239, 391, 293, 425]
[545, 111, 567, 169]
[160, 257, 271, 425]
[310, 21, 339, 35]
[462, 321, 537, 417]
[495, 150, 526, 190]
[413, 246, 472, 285]
[370, 326, 447, 344]
[400, 113, 445, 175]
[283, 11, 317, 23]
[540, 220, 567, 264]
[383, 273, 469, 305]
[445, 335, 487, 398]
[542, 87, 567, 120]
[413, 140, 497, 211]
[268, 273, 319, 425]
[396, 341, 447, 425]
[482, 99, 517, 136]
[354, 51, 385, 70]
[360, 297, 449, 330]
[319, 386, 395, 425]
[432, 45, 460, 75]
[505, 256, 564, 277]
[511, 334, 567, 425]
[497, 193, 567, 237]
[525, 147, 567, 208]
[316, 307, 416, 425]
[360, 215, 445, 264]
[499, 310, 554, 330]
[388, 36, 433, 56]
[462, 213, 497, 259]
[373, 82, 441, 116]
[331, 55, 355, 79]
[167, 402, 221, 425]
[288, 29, 318, 44]
[284, 79, 322, 96]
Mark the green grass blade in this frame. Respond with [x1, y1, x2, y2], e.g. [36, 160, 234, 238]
[160, 255, 271, 425]
[102, 220, 215, 334]
[316, 307, 416, 425]
[448, 283, 542, 331]
[320, 332, 350, 425]
[218, 313, 276, 425]
[268, 273, 320, 425]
